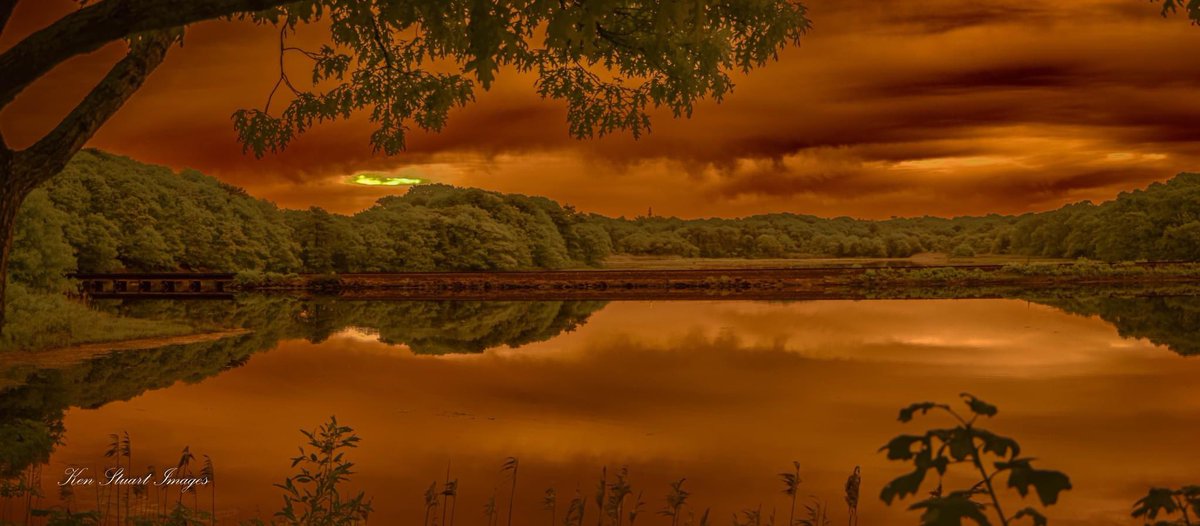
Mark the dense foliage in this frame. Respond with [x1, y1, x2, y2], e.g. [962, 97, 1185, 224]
[8, 150, 612, 287]
[1006, 175, 1200, 261]
[232, 0, 810, 156]
[595, 175, 1200, 261]
[8, 151, 1200, 293]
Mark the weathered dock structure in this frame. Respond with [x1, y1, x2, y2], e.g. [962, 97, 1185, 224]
[72, 272, 236, 298]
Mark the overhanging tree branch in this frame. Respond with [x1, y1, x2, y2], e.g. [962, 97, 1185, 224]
[11, 31, 175, 194]
[0, 0, 296, 111]
[0, 0, 18, 39]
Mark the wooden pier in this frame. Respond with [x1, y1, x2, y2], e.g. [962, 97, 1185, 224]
[71, 272, 236, 298]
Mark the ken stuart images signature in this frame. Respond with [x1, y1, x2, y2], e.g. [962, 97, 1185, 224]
[59, 467, 210, 493]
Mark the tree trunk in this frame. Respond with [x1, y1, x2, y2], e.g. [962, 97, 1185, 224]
[0, 31, 174, 331]
[0, 183, 16, 331]
[0, 155, 33, 330]
[0, 0, 295, 109]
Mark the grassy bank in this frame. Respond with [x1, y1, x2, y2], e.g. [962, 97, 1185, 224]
[231, 260, 1200, 299]
[1, 284, 198, 352]
[600, 253, 1065, 269]
[849, 260, 1200, 286]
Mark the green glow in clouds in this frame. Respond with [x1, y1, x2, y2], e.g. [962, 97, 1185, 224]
[348, 173, 425, 186]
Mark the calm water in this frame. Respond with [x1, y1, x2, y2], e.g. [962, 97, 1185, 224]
[3, 297, 1199, 525]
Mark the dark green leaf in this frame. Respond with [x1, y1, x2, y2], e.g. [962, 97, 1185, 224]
[881, 434, 925, 460]
[1013, 507, 1047, 526]
[880, 469, 927, 505]
[960, 393, 998, 418]
[900, 402, 943, 423]
[1005, 460, 1072, 506]
[908, 493, 992, 526]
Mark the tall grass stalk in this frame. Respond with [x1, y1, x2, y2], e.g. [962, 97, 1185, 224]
[594, 467, 607, 526]
[780, 462, 801, 526]
[201, 455, 216, 525]
[503, 457, 520, 526]
[441, 462, 457, 526]
[660, 478, 689, 526]
[543, 487, 557, 526]
[176, 446, 194, 506]
[843, 466, 860, 526]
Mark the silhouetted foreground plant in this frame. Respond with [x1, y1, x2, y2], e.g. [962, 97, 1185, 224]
[799, 499, 833, 526]
[780, 462, 801, 526]
[1132, 486, 1200, 526]
[845, 466, 861, 526]
[271, 416, 372, 526]
[879, 394, 1072, 526]
[8, 410, 1200, 525]
[660, 477, 690, 526]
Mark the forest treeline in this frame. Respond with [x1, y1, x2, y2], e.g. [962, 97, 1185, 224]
[10, 150, 1200, 291]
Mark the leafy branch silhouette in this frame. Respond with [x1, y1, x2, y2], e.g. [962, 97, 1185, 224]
[879, 393, 1072, 526]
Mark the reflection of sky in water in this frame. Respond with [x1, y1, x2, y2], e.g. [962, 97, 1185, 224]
[336, 300, 1171, 374]
[48, 300, 1200, 526]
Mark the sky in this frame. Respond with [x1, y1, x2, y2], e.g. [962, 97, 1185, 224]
[4, 0, 1200, 218]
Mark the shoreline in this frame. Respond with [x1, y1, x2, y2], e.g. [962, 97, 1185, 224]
[226, 262, 1200, 300]
[0, 329, 253, 370]
[68, 261, 1200, 301]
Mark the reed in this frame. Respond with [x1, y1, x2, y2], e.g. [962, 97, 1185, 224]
[627, 490, 644, 526]
[484, 491, 499, 526]
[604, 467, 632, 526]
[779, 462, 801, 526]
[595, 468, 607, 526]
[176, 446, 194, 506]
[660, 478, 689, 526]
[543, 487, 558, 526]
[441, 465, 457, 526]
[502, 457, 520, 526]
[843, 466, 860, 526]
[563, 490, 586, 526]
[130, 466, 148, 519]
[424, 481, 439, 526]
[799, 499, 832, 526]
[201, 455, 215, 526]
[733, 505, 763, 526]
[122, 432, 132, 521]
[104, 433, 119, 525]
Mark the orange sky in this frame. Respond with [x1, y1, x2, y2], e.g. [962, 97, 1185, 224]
[4, 0, 1200, 218]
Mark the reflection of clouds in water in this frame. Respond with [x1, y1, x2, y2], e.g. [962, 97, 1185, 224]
[51, 299, 1200, 526]
[479, 300, 1171, 376]
[331, 327, 382, 342]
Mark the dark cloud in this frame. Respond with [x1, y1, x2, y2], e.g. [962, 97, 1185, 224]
[4, 0, 1200, 217]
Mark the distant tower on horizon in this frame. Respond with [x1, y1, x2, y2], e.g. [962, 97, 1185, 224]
[647, 206, 654, 218]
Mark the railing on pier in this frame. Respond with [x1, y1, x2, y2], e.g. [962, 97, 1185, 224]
[70, 272, 237, 298]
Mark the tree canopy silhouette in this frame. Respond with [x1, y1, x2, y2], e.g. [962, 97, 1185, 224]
[0, 0, 811, 326]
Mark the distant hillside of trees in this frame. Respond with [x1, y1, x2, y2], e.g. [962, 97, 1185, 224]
[9, 149, 1200, 291]
[596, 175, 1200, 261]
[9, 150, 612, 290]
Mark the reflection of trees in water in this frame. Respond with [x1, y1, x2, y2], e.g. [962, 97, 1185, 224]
[97, 296, 609, 354]
[1, 298, 607, 478]
[313, 300, 607, 354]
[5, 293, 1196, 492]
[1035, 295, 1200, 356]
[0, 334, 265, 479]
